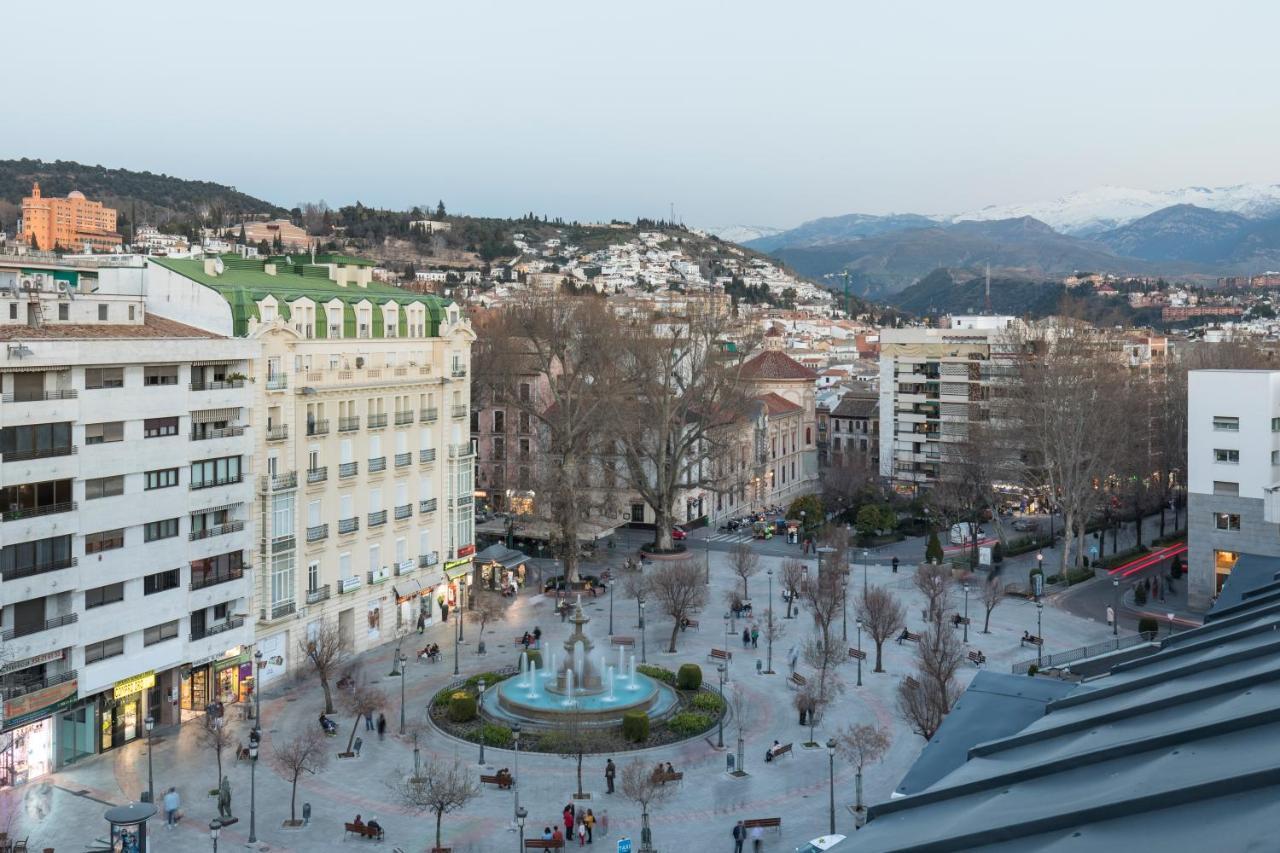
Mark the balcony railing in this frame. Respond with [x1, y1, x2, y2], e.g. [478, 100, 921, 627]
[1, 445, 76, 462]
[395, 504, 413, 520]
[2, 612, 78, 641]
[395, 411, 414, 425]
[193, 618, 245, 641]
[266, 425, 289, 442]
[1, 556, 76, 581]
[188, 520, 245, 541]
[191, 426, 245, 441]
[368, 456, 387, 473]
[189, 566, 245, 591]
[270, 601, 296, 620]
[395, 452, 412, 467]
[368, 510, 387, 527]
[2, 389, 78, 403]
[451, 405, 468, 419]
[192, 475, 243, 491]
[420, 448, 437, 463]
[266, 375, 288, 390]
[419, 498, 438, 514]
[260, 472, 297, 491]
[421, 408, 439, 422]
[190, 380, 244, 391]
[367, 413, 388, 429]
[307, 466, 328, 484]
[338, 416, 361, 432]
[306, 523, 329, 543]
[339, 461, 359, 478]
[455, 495, 473, 507]
[306, 419, 330, 436]
[338, 517, 360, 535]
[419, 551, 439, 568]
[448, 443, 474, 458]
[0, 668, 77, 700]
[306, 584, 332, 605]
[2, 501, 76, 522]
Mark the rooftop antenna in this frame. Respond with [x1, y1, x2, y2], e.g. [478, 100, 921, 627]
[985, 263, 992, 314]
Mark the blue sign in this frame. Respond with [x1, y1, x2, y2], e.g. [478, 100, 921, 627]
[618, 838, 632, 853]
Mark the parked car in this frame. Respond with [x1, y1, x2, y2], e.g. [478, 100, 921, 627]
[671, 526, 688, 541]
[949, 522, 984, 544]
[797, 835, 846, 853]
[1011, 518, 1039, 532]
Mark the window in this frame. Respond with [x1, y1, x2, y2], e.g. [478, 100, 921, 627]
[144, 620, 179, 646]
[58, 303, 68, 321]
[97, 304, 108, 321]
[1214, 513, 1242, 531]
[144, 417, 179, 438]
[85, 582, 125, 609]
[144, 568, 181, 594]
[214, 602, 228, 621]
[190, 551, 243, 586]
[7, 304, 14, 320]
[1, 422, 72, 455]
[85, 528, 125, 554]
[1213, 416, 1240, 431]
[144, 518, 180, 542]
[1214, 449, 1240, 464]
[1273, 418, 1280, 432]
[519, 383, 531, 403]
[84, 476, 125, 500]
[145, 467, 179, 490]
[308, 560, 320, 592]
[272, 493, 295, 539]
[84, 635, 125, 664]
[1, 534, 72, 576]
[143, 366, 179, 386]
[84, 421, 124, 445]
[84, 367, 124, 390]
[190, 456, 242, 489]
[493, 411, 505, 433]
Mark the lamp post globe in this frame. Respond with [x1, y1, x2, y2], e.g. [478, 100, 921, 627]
[143, 715, 155, 804]
[826, 737, 838, 834]
[477, 679, 487, 765]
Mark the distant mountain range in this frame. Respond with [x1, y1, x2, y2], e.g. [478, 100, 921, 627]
[718, 182, 1280, 294]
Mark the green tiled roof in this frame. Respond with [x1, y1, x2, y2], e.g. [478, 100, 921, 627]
[150, 255, 451, 338]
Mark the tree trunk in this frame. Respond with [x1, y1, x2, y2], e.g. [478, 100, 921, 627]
[346, 716, 360, 753]
[576, 752, 584, 797]
[215, 747, 223, 792]
[873, 640, 884, 673]
[1159, 506, 1166, 538]
[320, 677, 334, 715]
[290, 776, 298, 823]
[668, 623, 680, 654]
[435, 810, 444, 851]
[856, 768, 864, 811]
[1135, 512, 1144, 549]
[652, 507, 674, 552]
[983, 607, 993, 633]
[1060, 511, 1075, 573]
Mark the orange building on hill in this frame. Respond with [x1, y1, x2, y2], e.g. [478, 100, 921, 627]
[21, 183, 121, 252]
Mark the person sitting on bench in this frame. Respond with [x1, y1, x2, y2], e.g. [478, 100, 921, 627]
[1022, 630, 1031, 642]
[765, 740, 780, 763]
[320, 713, 337, 734]
[351, 814, 364, 828]
[898, 627, 912, 642]
[366, 817, 383, 837]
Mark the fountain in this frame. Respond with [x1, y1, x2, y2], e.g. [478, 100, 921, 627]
[484, 595, 678, 727]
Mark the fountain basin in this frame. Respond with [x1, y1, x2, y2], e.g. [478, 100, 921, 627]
[483, 672, 679, 727]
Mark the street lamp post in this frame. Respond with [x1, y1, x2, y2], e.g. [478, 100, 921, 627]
[766, 568, 774, 673]
[862, 549, 869, 598]
[143, 715, 155, 804]
[512, 724, 522, 821]
[210, 818, 221, 853]
[841, 574, 848, 643]
[396, 652, 407, 733]
[1168, 611, 1175, 637]
[716, 664, 726, 748]
[1113, 579, 1120, 636]
[723, 613, 731, 681]
[516, 805, 527, 852]
[477, 680, 487, 765]
[855, 618, 863, 687]
[247, 732, 259, 842]
[639, 600, 647, 664]
[1036, 601, 1044, 666]
[608, 577, 614, 636]
[962, 583, 970, 643]
[453, 606, 461, 676]
[827, 738, 837, 835]
[1036, 552, 1044, 592]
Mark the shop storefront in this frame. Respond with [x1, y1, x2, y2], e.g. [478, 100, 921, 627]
[180, 648, 251, 717]
[0, 677, 76, 786]
[392, 578, 437, 632]
[100, 671, 154, 752]
[442, 557, 473, 617]
[473, 543, 528, 594]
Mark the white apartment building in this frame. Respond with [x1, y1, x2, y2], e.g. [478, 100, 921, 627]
[142, 253, 475, 685]
[0, 257, 255, 780]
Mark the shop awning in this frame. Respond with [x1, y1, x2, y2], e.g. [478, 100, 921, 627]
[392, 579, 423, 600]
[191, 407, 240, 422]
[474, 543, 529, 569]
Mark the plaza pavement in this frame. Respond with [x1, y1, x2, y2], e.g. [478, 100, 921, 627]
[10, 549, 1119, 853]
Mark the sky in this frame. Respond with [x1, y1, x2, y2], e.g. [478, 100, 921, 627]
[9, 1, 1280, 229]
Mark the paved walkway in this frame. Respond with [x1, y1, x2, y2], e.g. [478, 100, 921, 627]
[8, 549, 1120, 853]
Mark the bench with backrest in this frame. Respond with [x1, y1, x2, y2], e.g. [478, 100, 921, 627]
[789, 672, 807, 689]
[743, 817, 782, 833]
[951, 614, 971, 628]
[768, 743, 793, 760]
[654, 771, 683, 785]
[968, 650, 986, 667]
[848, 647, 867, 661]
[1020, 634, 1044, 648]
[896, 629, 921, 645]
[480, 773, 513, 789]
[344, 823, 384, 841]
[525, 839, 566, 850]
[709, 648, 732, 662]
[681, 618, 700, 631]
[610, 636, 635, 648]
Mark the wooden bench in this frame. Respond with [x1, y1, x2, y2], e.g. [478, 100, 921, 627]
[743, 817, 782, 833]
[480, 773, 513, 789]
[789, 672, 807, 689]
[1020, 634, 1044, 648]
[709, 648, 732, 662]
[680, 618, 700, 631]
[951, 614, 971, 628]
[610, 636, 635, 648]
[344, 822, 384, 841]
[848, 647, 867, 661]
[767, 743, 793, 761]
[514, 636, 539, 648]
[968, 650, 986, 667]
[653, 771, 683, 785]
[896, 630, 921, 645]
[524, 840, 565, 850]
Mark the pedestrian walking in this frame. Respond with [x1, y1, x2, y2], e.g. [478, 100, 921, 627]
[584, 809, 595, 844]
[162, 787, 180, 828]
[564, 804, 575, 837]
[377, 713, 387, 740]
[417, 611, 426, 634]
[751, 824, 763, 852]
[600, 809, 609, 837]
[578, 818, 587, 846]
[733, 820, 746, 853]
[788, 646, 798, 675]
[605, 758, 616, 794]
[750, 626, 759, 648]
[742, 627, 750, 647]
[364, 711, 374, 731]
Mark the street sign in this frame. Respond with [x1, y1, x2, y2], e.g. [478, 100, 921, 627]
[618, 837, 632, 853]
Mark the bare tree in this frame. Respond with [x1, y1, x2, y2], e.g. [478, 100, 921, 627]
[729, 543, 761, 601]
[800, 635, 845, 745]
[402, 718, 430, 781]
[835, 723, 891, 815]
[340, 682, 388, 756]
[729, 684, 751, 773]
[821, 453, 879, 517]
[917, 625, 965, 707]
[979, 576, 1003, 633]
[270, 731, 329, 825]
[541, 703, 606, 798]
[761, 607, 786, 673]
[929, 420, 1009, 567]
[803, 569, 844, 654]
[300, 620, 348, 714]
[857, 586, 906, 673]
[913, 562, 953, 632]
[781, 559, 806, 620]
[388, 757, 481, 852]
[897, 674, 945, 741]
[647, 558, 708, 652]
[619, 757, 675, 851]
[468, 588, 512, 652]
[197, 715, 234, 792]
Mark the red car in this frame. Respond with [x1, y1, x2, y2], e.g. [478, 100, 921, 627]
[671, 526, 688, 541]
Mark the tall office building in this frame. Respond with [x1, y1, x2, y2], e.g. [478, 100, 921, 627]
[20, 184, 121, 253]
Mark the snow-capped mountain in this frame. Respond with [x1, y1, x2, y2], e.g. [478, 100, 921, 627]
[952, 183, 1280, 236]
[706, 224, 785, 243]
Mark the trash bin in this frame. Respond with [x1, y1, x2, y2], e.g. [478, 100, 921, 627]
[727, 753, 735, 772]
[756, 659, 762, 675]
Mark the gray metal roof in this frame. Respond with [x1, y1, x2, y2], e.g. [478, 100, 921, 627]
[855, 574, 1280, 852]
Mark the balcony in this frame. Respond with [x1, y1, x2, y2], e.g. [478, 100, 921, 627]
[1, 612, 78, 642]
[266, 425, 289, 442]
[338, 517, 360, 535]
[306, 419, 330, 437]
[2, 501, 76, 522]
[1, 389, 78, 403]
[260, 472, 297, 491]
[395, 411, 414, 425]
[420, 408, 439, 423]
[455, 495, 473, 507]
[0, 669, 77, 701]
[419, 498, 438, 514]
[448, 443, 474, 458]
[368, 456, 387, 473]
[338, 416, 360, 432]
[367, 413, 388, 429]
[420, 448, 437, 463]
[451, 366, 468, 378]
[306, 584, 331, 605]
[307, 466, 328, 484]
[395, 452, 412, 468]
[188, 520, 245, 541]
[367, 566, 390, 585]
[1, 556, 76, 582]
[1, 445, 76, 463]
[306, 523, 329, 543]
[395, 504, 413, 520]
[338, 576, 362, 594]
[189, 566, 245, 591]
[339, 461, 359, 479]
[266, 375, 288, 391]
[192, 616, 245, 642]
[269, 601, 296, 621]
[395, 559, 415, 577]
[419, 551, 439, 568]
[191, 426, 245, 441]
[192, 475, 243, 492]
[451, 405, 468, 419]
[189, 380, 244, 391]
[368, 510, 387, 527]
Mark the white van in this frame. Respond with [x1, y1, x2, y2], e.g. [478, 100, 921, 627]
[949, 522, 982, 545]
[796, 835, 846, 853]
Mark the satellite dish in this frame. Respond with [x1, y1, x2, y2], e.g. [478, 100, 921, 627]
[214, 258, 225, 274]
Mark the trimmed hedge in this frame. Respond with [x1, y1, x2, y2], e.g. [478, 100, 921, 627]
[469, 723, 513, 747]
[637, 664, 676, 685]
[1093, 547, 1146, 573]
[1004, 535, 1052, 558]
[676, 664, 702, 690]
[621, 711, 649, 743]
[448, 693, 477, 722]
[464, 672, 509, 689]
[691, 692, 724, 713]
[667, 712, 711, 736]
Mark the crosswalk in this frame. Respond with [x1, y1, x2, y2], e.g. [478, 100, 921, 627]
[706, 532, 756, 544]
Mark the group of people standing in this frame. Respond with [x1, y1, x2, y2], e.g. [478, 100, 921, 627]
[543, 803, 598, 845]
[740, 625, 760, 648]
